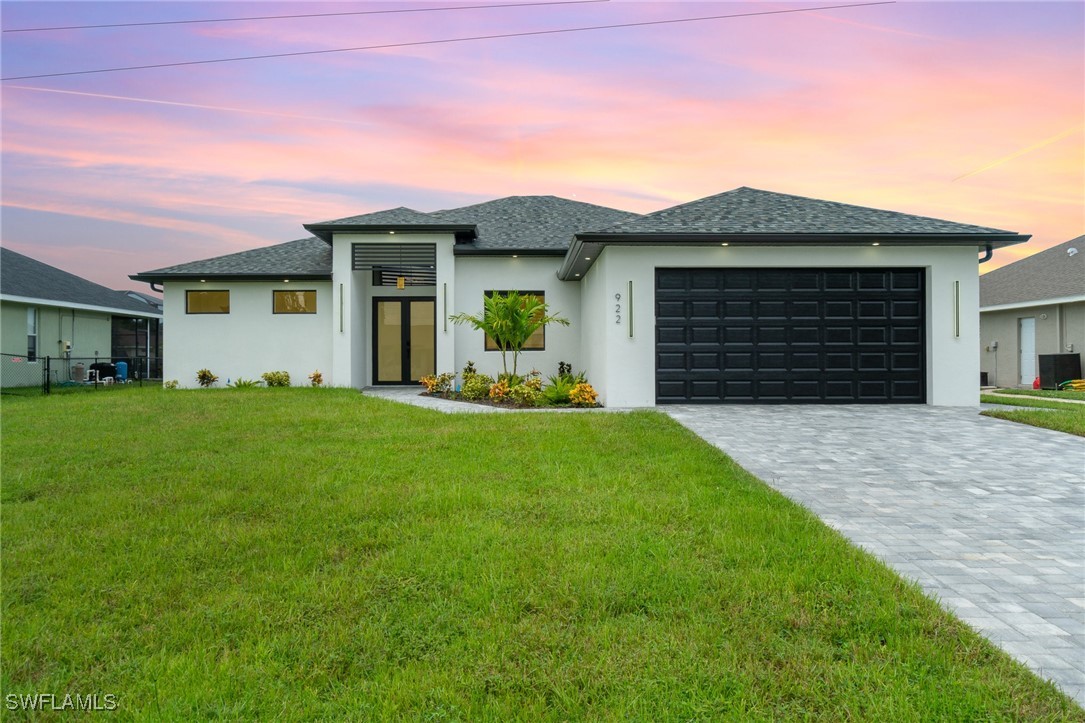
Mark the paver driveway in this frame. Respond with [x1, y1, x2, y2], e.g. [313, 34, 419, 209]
[665, 405, 1085, 706]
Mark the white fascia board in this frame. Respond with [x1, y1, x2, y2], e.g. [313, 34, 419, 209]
[980, 294, 1085, 313]
[0, 293, 162, 319]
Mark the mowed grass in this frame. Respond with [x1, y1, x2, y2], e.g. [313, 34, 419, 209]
[993, 387, 1085, 402]
[2, 389, 1079, 720]
[981, 394, 1085, 436]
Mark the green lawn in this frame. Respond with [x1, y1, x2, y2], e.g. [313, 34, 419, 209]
[992, 387, 1085, 402]
[981, 394, 1085, 436]
[2, 389, 1079, 720]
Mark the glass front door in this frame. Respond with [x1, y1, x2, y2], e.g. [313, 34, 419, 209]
[374, 298, 435, 384]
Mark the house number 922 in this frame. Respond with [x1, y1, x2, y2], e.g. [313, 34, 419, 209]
[614, 292, 622, 325]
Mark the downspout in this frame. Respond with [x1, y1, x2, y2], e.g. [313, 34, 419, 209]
[978, 244, 993, 264]
[150, 283, 163, 293]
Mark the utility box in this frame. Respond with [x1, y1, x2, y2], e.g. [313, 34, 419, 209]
[1038, 353, 1082, 390]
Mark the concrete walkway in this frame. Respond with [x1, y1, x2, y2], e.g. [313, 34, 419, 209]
[362, 386, 629, 414]
[664, 405, 1085, 705]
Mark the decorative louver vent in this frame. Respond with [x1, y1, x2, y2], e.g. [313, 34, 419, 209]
[353, 243, 437, 286]
[352, 243, 436, 270]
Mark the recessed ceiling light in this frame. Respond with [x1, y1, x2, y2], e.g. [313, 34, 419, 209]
[283, 279, 290, 283]
[200, 279, 206, 283]
[390, 231, 395, 235]
[575, 273, 581, 277]
[512, 255, 518, 258]
[721, 243, 729, 247]
[872, 242, 880, 246]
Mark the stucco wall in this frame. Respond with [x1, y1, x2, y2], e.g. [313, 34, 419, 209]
[980, 301, 1085, 387]
[1, 300, 114, 387]
[163, 281, 332, 388]
[451, 256, 580, 380]
[580, 244, 982, 407]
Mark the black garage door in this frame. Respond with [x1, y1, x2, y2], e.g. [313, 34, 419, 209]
[656, 268, 925, 404]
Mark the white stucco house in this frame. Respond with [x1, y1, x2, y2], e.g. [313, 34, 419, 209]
[132, 187, 1028, 406]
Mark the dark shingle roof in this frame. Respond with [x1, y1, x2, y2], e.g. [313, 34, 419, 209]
[313, 206, 442, 225]
[594, 187, 1016, 235]
[431, 195, 637, 251]
[1, 247, 161, 315]
[980, 236, 1085, 308]
[131, 237, 331, 282]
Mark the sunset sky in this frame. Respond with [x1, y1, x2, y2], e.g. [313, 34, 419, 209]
[2, 0, 1082, 293]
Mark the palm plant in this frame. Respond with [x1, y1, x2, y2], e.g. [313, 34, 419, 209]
[449, 292, 569, 376]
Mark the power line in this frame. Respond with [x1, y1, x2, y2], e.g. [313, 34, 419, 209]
[3, 0, 608, 33]
[0, 2, 894, 82]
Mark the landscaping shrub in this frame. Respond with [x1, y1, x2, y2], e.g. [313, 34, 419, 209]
[163, 380, 179, 390]
[420, 372, 455, 395]
[543, 375, 576, 405]
[261, 371, 291, 387]
[309, 370, 324, 387]
[461, 360, 477, 378]
[570, 382, 598, 407]
[195, 369, 218, 387]
[489, 379, 511, 402]
[460, 373, 494, 401]
[508, 382, 541, 407]
[229, 378, 263, 389]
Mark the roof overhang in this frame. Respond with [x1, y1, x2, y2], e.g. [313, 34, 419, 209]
[0, 293, 162, 319]
[129, 272, 332, 284]
[980, 294, 1085, 313]
[303, 223, 477, 243]
[453, 246, 566, 257]
[558, 232, 1032, 280]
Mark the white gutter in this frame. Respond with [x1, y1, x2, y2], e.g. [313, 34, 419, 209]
[0, 293, 162, 319]
[979, 294, 1085, 313]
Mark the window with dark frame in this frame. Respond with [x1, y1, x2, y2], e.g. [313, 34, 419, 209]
[273, 289, 317, 314]
[483, 290, 546, 352]
[26, 307, 37, 361]
[186, 290, 230, 314]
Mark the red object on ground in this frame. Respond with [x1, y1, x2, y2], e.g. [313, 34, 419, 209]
[1033, 376, 1041, 389]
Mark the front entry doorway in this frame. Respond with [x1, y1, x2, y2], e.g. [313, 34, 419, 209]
[373, 298, 436, 384]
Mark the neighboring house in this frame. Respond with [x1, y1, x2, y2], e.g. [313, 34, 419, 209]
[123, 289, 165, 313]
[132, 187, 1028, 406]
[1, 247, 164, 385]
[979, 236, 1085, 388]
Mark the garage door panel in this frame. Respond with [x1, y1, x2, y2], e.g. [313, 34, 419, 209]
[757, 326, 787, 344]
[892, 271, 923, 290]
[657, 300, 687, 319]
[825, 301, 854, 318]
[656, 268, 925, 404]
[723, 327, 752, 343]
[858, 271, 890, 290]
[657, 326, 685, 344]
[791, 326, 820, 344]
[858, 300, 888, 318]
[690, 300, 720, 319]
[691, 326, 719, 344]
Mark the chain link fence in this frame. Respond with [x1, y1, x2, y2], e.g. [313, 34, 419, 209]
[1, 354, 163, 395]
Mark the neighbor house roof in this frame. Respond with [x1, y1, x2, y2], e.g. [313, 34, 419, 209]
[1, 247, 161, 317]
[131, 237, 332, 283]
[980, 236, 1085, 309]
